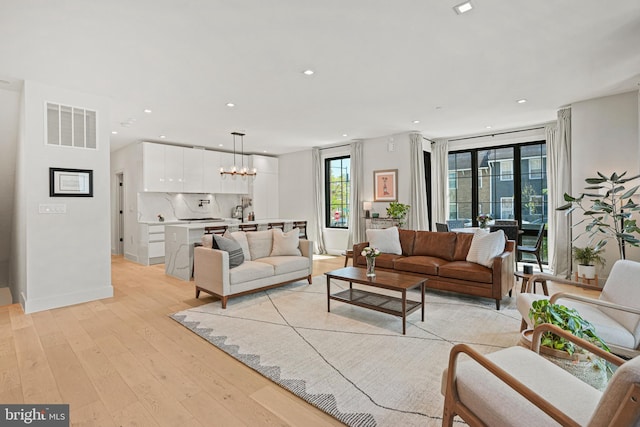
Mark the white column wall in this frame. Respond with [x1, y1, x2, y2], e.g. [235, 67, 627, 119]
[12, 80, 113, 313]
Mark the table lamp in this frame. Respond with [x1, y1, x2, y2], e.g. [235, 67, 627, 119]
[363, 201, 372, 218]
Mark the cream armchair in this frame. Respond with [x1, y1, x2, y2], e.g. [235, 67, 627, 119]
[517, 260, 640, 358]
[442, 324, 638, 427]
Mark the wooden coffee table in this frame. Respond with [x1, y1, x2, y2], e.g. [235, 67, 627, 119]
[324, 267, 427, 334]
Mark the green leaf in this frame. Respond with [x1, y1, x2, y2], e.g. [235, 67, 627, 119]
[621, 185, 639, 199]
[556, 202, 572, 211]
[587, 176, 607, 184]
[563, 193, 576, 202]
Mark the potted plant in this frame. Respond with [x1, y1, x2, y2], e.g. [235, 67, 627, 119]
[558, 171, 640, 260]
[476, 214, 492, 229]
[386, 202, 410, 227]
[572, 244, 606, 279]
[522, 299, 611, 390]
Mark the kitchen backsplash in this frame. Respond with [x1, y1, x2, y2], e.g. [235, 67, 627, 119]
[137, 193, 244, 222]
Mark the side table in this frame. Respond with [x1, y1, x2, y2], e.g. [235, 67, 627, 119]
[514, 271, 549, 295]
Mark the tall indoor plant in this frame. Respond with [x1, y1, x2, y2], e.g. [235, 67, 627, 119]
[558, 171, 640, 260]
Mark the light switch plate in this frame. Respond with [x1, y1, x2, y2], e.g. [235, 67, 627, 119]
[39, 203, 67, 214]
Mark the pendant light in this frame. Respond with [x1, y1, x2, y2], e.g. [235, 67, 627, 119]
[219, 132, 257, 179]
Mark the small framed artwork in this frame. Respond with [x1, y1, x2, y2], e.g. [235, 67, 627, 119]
[49, 168, 93, 197]
[373, 169, 398, 202]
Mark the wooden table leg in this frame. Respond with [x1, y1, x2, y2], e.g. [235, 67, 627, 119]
[402, 290, 407, 335]
[421, 282, 425, 322]
[541, 280, 549, 296]
[520, 277, 529, 293]
[326, 276, 331, 312]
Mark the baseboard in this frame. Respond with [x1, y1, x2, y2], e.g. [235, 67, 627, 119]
[23, 285, 114, 314]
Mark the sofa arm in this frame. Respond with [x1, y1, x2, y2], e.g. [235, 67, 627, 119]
[299, 239, 314, 273]
[194, 246, 230, 297]
[493, 240, 515, 299]
[352, 242, 369, 267]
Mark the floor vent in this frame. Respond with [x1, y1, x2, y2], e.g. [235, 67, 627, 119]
[46, 102, 97, 149]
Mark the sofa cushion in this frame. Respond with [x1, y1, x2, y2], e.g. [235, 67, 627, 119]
[246, 230, 273, 260]
[413, 231, 457, 261]
[270, 229, 301, 256]
[466, 230, 506, 268]
[394, 256, 448, 276]
[229, 260, 274, 285]
[373, 253, 405, 269]
[439, 261, 493, 283]
[453, 233, 474, 261]
[399, 229, 416, 256]
[257, 256, 309, 275]
[227, 231, 251, 261]
[366, 226, 402, 255]
[202, 234, 213, 248]
[212, 234, 245, 268]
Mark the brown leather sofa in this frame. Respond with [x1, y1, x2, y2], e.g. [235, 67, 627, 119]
[353, 230, 515, 309]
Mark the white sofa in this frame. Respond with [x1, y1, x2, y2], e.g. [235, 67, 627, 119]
[194, 229, 314, 308]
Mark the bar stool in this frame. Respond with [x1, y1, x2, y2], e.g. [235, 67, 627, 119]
[267, 222, 285, 230]
[293, 221, 308, 239]
[204, 225, 228, 235]
[239, 223, 258, 232]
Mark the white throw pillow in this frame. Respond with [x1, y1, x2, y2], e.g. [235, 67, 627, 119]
[270, 229, 302, 256]
[466, 229, 506, 268]
[366, 226, 402, 255]
[246, 229, 273, 260]
[227, 231, 251, 261]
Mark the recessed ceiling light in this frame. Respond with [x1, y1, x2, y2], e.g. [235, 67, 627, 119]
[453, 1, 473, 14]
[159, 135, 166, 139]
[517, 99, 527, 104]
[412, 120, 420, 124]
[263, 150, 267, 153]
[485, 126, 492, 129]
[226, 103, 235, 107]
[143, 109, 152, 114]
[342, 134, 348, 137]
[303, 69, 315, 76]
[111, 131, 118, 135]
[218, 144, 224, 147]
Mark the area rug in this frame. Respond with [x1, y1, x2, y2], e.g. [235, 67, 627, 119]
[171, 276, 521, 426]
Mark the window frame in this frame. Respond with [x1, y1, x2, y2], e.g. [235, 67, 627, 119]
[528, 157, 543, 180]
[324, 155, 351, 229]
[500, 160, 513, 181]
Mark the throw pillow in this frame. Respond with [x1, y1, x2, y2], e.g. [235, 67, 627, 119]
[366, 226, 402, 255]
[201, 234, 214, 248]
[270, 228, 301, 256]
[212, 234, 245, 268]
[227, 231, 251, 261]
[466, 229, 506, 268]
[246, 229, 273, 260]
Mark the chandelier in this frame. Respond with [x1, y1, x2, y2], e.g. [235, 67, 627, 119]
[219, 132, 257, 178]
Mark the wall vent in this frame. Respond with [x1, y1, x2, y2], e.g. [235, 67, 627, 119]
[46, 102, 97, 149]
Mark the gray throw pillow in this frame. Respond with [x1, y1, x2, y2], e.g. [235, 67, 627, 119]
[212, 234, 245, 268]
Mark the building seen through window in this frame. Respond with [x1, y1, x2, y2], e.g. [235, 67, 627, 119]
[325, 156, 350, 228]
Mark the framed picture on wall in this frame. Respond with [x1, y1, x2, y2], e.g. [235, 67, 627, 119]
[49, 168, 93, 197]
[373, 169, 398, 202]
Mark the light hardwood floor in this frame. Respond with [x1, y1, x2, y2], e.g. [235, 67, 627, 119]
[1, 256, 598, 426]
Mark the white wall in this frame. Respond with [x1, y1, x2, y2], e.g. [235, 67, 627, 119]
[0, 87, 19, 290]
[10, 80, 113, 312]
[571, 90, 640, 272]
[278, 132, 415, 255]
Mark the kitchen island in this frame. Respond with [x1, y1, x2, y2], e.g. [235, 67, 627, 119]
[164, 219, 304, 281]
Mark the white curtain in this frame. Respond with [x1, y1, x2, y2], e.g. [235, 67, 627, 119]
[431, 139, 449, 229]
[548, 108, 572, 277]
[408, 133, 429, 230]
[312, 148, 327, 254]
[348, 140, 364, 246]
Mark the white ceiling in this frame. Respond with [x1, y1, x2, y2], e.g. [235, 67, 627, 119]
[1, 0, 639, 155]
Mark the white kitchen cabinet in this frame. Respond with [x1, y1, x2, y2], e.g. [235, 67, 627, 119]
[164, 145, 184, 192]
[140, 223, 165, 264]
[203, 150, 221, 193]
[251, 155, 279, 219]
[142, 142, 166, 192]
[183, 148, 204, 192]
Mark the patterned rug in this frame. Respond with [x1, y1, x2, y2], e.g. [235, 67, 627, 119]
[171, 275, 521, 426]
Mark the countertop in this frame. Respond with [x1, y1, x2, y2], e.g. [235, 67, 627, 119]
[163, 219, 302, 229]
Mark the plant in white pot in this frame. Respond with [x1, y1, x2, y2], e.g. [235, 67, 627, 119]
[572, 243, 606, 279]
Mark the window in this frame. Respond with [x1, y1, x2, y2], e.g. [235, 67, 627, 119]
[449, 171, 457, 189]
[500, 160, 513, 181]
[501, 197, 514, 218]
[325, 156, 350, 228]
[529, 158, 543, 180]
[447, 141, 548, 264]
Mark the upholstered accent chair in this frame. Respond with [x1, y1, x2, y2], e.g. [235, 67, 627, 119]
[442, 323, 638, 426]
[517, 260, 640, 358]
